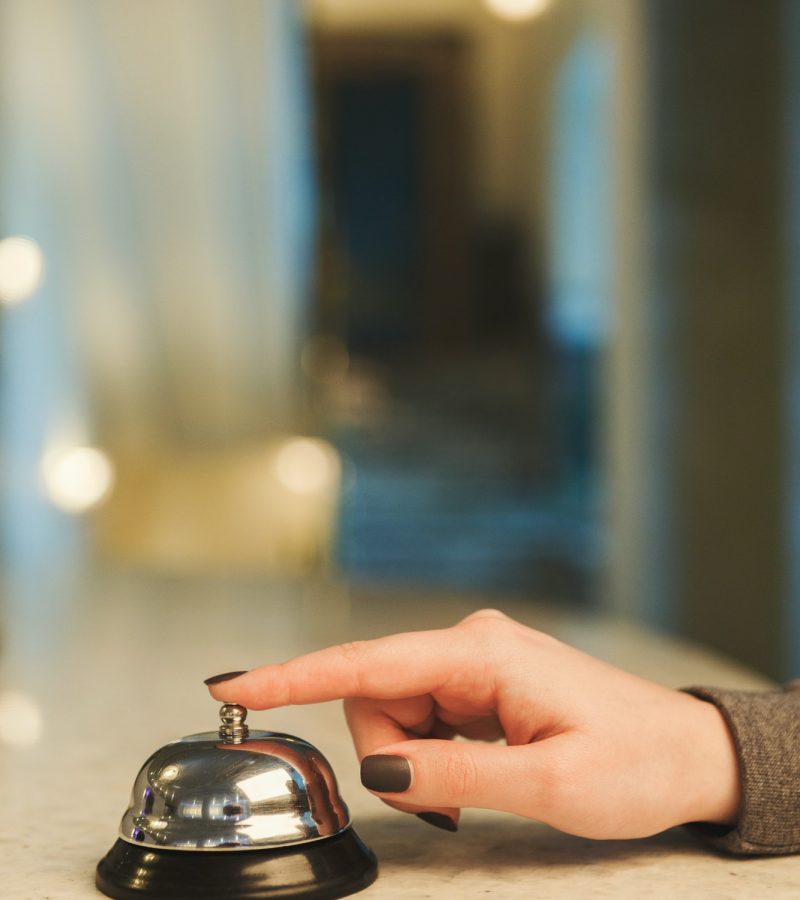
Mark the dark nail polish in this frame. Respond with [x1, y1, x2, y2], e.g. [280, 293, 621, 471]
[416, 812, 458, 833]
[204, 670, 248, 686]
[360, 754, 411, 793]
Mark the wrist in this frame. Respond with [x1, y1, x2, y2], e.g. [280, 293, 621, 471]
[681, 695, 742, 827]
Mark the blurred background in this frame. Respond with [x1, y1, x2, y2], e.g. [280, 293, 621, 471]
[0, 0, 797, 694]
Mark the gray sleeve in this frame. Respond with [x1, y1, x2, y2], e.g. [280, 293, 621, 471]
[680, 681, 800, 855]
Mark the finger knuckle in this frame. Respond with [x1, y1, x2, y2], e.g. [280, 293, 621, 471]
[458, 610, 518, 658]
[338, 640, 367, 663]
[275, 662, 297, 706]
[335, 641, 370, 694]
[442, 752, 479, 802]
[458, 610, 558, 650]
[460, 608, 509, 627]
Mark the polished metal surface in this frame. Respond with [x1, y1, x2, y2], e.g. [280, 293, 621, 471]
[118, 705, 351, 851]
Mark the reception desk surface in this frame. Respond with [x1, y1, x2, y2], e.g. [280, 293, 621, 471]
[1, 570, 796, 898]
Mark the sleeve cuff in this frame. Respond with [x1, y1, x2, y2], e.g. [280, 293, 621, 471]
[680, 682, 800, 855]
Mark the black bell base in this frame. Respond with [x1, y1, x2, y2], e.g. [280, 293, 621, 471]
[96, 827, 378, 900]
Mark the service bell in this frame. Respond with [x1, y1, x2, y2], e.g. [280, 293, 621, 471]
[96, 703, 378, 899]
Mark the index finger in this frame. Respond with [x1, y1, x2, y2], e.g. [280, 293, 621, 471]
[206, 628, 463, 709]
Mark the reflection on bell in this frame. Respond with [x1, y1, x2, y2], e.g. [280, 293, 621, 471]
[96, 704, 378, 899]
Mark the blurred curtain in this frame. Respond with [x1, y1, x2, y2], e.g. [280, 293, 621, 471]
[0, 0, 314, 566]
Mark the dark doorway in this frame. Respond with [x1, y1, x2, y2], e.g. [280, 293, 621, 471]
[312, 33, 472, 360]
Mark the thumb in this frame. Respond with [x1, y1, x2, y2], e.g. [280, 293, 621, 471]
[360, 738, 560, 818]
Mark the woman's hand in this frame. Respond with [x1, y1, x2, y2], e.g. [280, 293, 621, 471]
[206, 609, 741, 837]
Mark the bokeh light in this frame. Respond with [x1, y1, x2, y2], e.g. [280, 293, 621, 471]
[0, 236, 45, 305]
[274, 438, 340, 495]
[484, 0, 551, 22]
[41, 445, 116, 513]
[0, 690, 43, 748]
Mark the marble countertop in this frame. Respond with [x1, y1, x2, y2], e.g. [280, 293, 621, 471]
[1, 568, 798, 898]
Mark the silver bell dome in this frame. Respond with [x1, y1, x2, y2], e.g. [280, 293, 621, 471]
[97, 703, 378, 899]
[119, 704, 350, 852]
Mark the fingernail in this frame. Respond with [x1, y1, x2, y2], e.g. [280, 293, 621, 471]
[416, 812, 458, 832]
[204, 670, 248, 686]
[360, 754, 411, 793]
